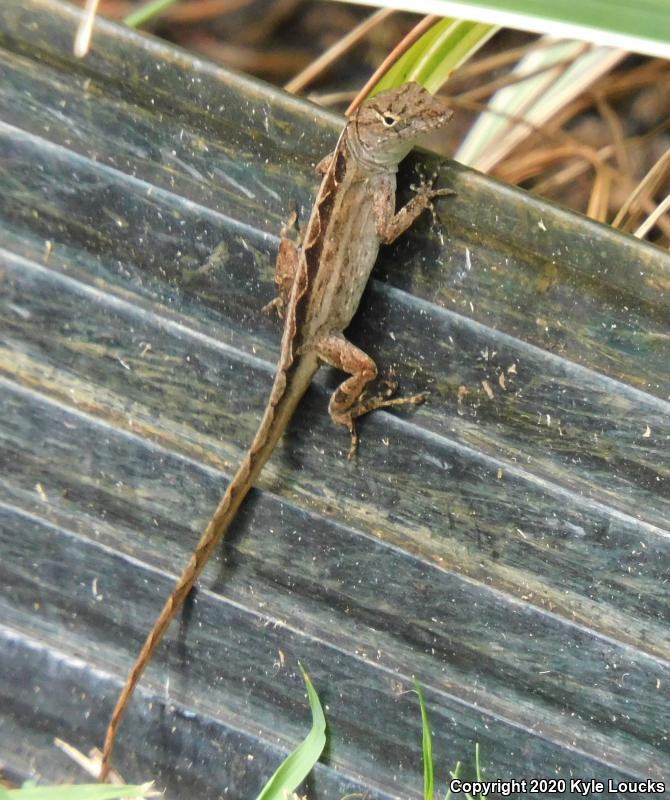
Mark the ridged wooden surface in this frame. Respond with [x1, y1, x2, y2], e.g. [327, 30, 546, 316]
[1, 1, 669, 797]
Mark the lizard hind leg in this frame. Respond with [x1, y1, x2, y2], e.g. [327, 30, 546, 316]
[316, 333, 428, 459]
[262, 210, 301, 317]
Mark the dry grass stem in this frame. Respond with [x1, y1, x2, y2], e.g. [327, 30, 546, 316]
[634, 193, 670, 240]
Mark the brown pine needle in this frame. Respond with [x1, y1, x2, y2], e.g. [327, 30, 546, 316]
[285, 8, 395, 94]
[457, 54, 584, 106]
[634, 193, 670, 240]
[532, 143, 616, 195]
[612, 147, 670, 228]
[496, 143, 608, 184]
[594, 94, 632, 179]
[587, 164, 612, 222]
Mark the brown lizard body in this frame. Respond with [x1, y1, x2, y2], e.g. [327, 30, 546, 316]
[100, 82, 452, 780]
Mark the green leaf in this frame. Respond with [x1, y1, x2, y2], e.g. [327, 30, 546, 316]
[7, 785, 156, 800]
[337, 0, 670, 59]
[415, 678, 434, 800]
[373, 18, 496, 96]
[255, 664, 327, 800]
[455, 39, 625, 170]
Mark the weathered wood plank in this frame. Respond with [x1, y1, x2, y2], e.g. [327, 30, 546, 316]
[0, 624, 378, 799]
[1, 499, 661, 788]
[2, 245, 669, 652]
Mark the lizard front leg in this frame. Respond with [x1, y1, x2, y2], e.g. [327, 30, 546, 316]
[374, 172, 453, 244]
[263, 211, 301, 317]
[316, 333, 427, 459]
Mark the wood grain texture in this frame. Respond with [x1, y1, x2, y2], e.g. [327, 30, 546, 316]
[1, 1, 669, 797]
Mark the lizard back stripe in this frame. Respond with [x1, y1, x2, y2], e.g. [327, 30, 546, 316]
[292, 143, 348, 350]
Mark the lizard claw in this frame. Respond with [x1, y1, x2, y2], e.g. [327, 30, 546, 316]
[346, 424, 359, 461]
[262, 297, 285, 318]
[411, 167, 454, 223]
[378, 368, 398, 399]
[411, 168, 453, 198]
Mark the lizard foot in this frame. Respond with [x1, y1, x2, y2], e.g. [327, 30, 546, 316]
[280, 209, 300, 240]
[367, 371, 398, 401]
[411, 168, 455, 222]
[341, 385, 429, 459]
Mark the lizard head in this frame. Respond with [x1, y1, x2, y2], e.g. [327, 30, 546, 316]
[351, 82, 453, 168]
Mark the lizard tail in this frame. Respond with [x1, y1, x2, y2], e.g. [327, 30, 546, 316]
[99, 355, 318, 781]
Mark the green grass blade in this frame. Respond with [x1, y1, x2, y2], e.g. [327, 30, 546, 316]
[373, 18, 496, 96]
[255, 664, 327, 800]
[374, 18, 456, 93]
[444, 760, 463, 800]
[124, 0, 179, 28]
[7, 785, 156, 800]
[414, 22, 498, 94]
[414, 678, 434, 800]
[474, 742, 484, 799]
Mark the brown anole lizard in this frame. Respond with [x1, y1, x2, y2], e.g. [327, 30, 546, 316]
[99, 82, 453, 780]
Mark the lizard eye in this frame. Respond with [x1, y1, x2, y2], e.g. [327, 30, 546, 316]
[376, 110, 399, 127]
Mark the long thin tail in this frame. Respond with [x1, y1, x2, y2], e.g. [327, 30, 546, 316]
[99, 355, 318, 780]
